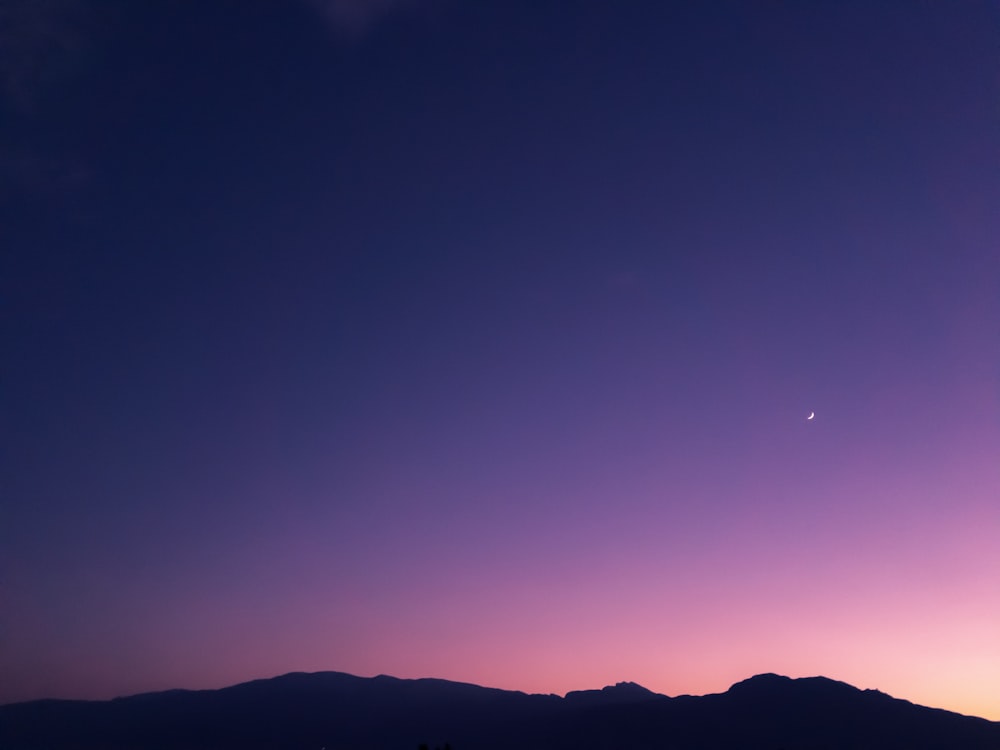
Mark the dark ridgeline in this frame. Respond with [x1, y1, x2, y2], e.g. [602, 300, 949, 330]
[1, 671, 997, 749]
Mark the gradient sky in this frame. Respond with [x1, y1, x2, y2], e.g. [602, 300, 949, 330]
[2, 0, 998, 722]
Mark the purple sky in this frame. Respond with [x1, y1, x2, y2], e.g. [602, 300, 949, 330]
[2, 0, 998, 721]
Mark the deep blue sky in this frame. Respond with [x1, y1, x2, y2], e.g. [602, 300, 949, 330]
[2, 0, 998, 719]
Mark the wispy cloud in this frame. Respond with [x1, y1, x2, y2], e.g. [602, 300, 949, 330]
[0, 144, 89, 198]
[0, 1, 102, 199]
[0, 0, 94, 113]
[303, 0, 421, 37]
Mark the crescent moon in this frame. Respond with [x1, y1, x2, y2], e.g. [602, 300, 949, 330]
[807, 412, 815, 420]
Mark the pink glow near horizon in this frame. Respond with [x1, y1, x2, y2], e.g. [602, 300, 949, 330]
[7, 419, 997, 720]
[3, 0, 998, 726]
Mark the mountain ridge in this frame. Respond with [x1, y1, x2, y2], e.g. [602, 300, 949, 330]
[1, 670, 997, 749]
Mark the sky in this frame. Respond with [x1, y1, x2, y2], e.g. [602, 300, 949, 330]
[1, 0, 998, 722]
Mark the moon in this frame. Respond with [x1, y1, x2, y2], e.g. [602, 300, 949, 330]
[807, 412, 815, 420]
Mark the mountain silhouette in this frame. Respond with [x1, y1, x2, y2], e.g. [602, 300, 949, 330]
[1, 671, 997, 749]
[564, 680, 659, 708]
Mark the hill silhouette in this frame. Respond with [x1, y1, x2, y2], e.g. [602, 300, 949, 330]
[1, 671, 997, 749]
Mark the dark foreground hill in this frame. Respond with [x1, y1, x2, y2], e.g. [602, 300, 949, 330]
[1, 671, 997, 750]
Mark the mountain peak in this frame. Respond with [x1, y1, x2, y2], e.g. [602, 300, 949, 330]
[606, 681, 656, 695]
[564, 680, 661, 706]
[726, 673, 866, 703]
[729, 673, 793, 690]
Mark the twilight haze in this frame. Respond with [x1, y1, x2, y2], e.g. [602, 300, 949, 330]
[2, 0, 998, 722]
